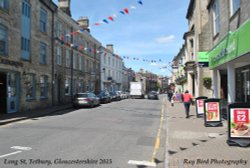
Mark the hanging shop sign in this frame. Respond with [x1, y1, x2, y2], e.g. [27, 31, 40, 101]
[198, 52, 209, 67]
[195, 96, 208, 118]
[227, 103, 250, 147]
[208, 19, 250, 69]
[204, 98, 223, 127]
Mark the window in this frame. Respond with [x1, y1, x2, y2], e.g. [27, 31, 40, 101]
[40, 42, 47, 64]
[73, 79, 78, 95]
[21, 0, 31, 60]
[57, 46, 62, 65]
[66, 49, 71, 67]
[79, 56, 84, 71]
[22, 0, 31, 18]
[231, 0, 240, 16]
[0, 24, 7, 55]
[40, 8, 47, 33]
[213, 0, 220, 35]
[73, 53, 78, 69]
[25, 74, 36, 99]
[65, 78, 71, 95]
[40, 75, 48, 98]
[0, 0, 9, 9]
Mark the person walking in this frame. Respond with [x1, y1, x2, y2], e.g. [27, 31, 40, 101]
[182, 90, 193, 118]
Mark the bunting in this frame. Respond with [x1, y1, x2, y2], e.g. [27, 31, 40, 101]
[92, 0, 144, 27]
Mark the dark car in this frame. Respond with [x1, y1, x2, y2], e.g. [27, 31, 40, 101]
[73, 92, 100, 108]
[97, 91, 111, 103]
[148, 91, 159, 100]
[109, 91, 120, 101]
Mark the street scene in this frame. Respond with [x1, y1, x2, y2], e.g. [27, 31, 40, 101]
[1, 0, 250, 167]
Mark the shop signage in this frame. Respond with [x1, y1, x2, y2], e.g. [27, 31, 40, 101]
[0, 58, 23, 68]
[204, 99, 223, 127]
[208, 19, 250, 69]
[195, 96, 208, 117]
[198, 52, 209, 67]
[227, 103, 250, 147]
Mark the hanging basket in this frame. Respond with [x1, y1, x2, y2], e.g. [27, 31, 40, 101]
[203, 77, 212, 89]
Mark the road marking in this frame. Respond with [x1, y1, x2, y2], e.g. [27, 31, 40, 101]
[151, 97, 166, 162]
[11, 146, 32, 151]
[0, 151, 22, 158]
[128, 160, 156, 167]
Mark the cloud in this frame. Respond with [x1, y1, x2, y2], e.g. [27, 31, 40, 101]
[155, 35, 175, 44]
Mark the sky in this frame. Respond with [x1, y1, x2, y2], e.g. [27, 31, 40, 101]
[52, 0, 189, 76]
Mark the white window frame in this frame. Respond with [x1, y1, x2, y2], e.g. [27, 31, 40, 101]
[213, 0, 220, 36]
[230, 0, 240, 16]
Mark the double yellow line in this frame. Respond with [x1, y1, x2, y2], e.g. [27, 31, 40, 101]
[151, 97, 166, 162]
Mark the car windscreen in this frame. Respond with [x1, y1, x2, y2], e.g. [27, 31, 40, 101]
[75, 94, 89, 98]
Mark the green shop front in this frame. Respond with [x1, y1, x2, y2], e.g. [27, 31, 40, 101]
[208, 20, 250, 103]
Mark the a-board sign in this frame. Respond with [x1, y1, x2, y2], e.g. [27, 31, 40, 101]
[227, 103, 250, 147]
[195, 96, 208, 117]
[204, 99, 223, 127]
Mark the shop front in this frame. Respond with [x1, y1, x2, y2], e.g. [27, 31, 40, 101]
[208, 20, 250, 103]
[0, 71, 20, 114]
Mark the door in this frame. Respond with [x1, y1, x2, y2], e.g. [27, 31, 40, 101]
[242, 70, 250, 102]
[0, 72, 7, 114]
[7, 72, 19, 113]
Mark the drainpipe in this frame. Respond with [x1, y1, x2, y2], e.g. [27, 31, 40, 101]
[70, 26, 74, 101]
[51, 9, 55, 106]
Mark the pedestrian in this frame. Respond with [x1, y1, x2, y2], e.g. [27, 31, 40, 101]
[167, 90, 173, 102]
[182, 90, 193, 118]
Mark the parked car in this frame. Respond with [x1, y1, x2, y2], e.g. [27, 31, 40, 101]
[147, 91, 159, 100]
[73, 92, 100, 108]
[109, 91, 120, 101]
[120, 92, 128, 99]
[97, 91, 111, 103]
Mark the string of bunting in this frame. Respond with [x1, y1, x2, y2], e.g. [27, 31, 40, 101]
[92, 0, 143, 27]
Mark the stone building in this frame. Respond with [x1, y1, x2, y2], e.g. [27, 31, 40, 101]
[0, 0, 56, 114]
[53, 5, 101, 104]
[207, 0, 250, 103]
[100, 44, 123, 92]
[184, 0, 212, 98]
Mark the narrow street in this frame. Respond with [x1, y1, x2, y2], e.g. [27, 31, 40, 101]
[0, 96, 166, 168]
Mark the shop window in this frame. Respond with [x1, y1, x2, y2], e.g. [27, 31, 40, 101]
[0, 24, 8, 55]
[65, 78, 71, 95]
[40, 75, 48, 98]
[25, 74, 36, 100]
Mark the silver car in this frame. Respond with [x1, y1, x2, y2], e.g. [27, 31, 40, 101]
[73, 92, 100, 108]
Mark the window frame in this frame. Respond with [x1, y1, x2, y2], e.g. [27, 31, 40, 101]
[0, 0, 9, 10]
[25, 73, 36, 100]
[40, 8, 47, 33]
[40, 42, 47, 64]
[57, 46, 62, 65]
[40, 75, 48, 98]
[230, 0, 240, 16]
[213, 0, 220, 36]
[0, 24, 8, 55]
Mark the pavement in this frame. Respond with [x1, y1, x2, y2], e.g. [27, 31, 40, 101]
[165, 101, 250, 168]
[0, 104, 73, 126]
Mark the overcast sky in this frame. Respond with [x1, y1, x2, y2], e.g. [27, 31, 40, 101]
[52, 0, 189, 76]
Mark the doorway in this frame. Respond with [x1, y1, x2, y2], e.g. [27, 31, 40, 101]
[242, 69, 250, 102]
[0, 72, 7, 114]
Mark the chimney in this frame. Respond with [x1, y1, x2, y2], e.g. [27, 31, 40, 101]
[77, 17, 90, 33]
[58, 0, 71, 17]
[106, 44, 114, 53]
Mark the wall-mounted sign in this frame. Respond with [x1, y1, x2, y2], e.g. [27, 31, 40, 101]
[195, 96, 208, 117]
[204, 99, 223, 127]
[227, 103, 250, 147]
[0, 58, 23, 68]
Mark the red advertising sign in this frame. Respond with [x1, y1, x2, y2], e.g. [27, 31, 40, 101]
[197, 99, 205, 115]
[230, 108, 250, 138]
[205, 102, 220, 122]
